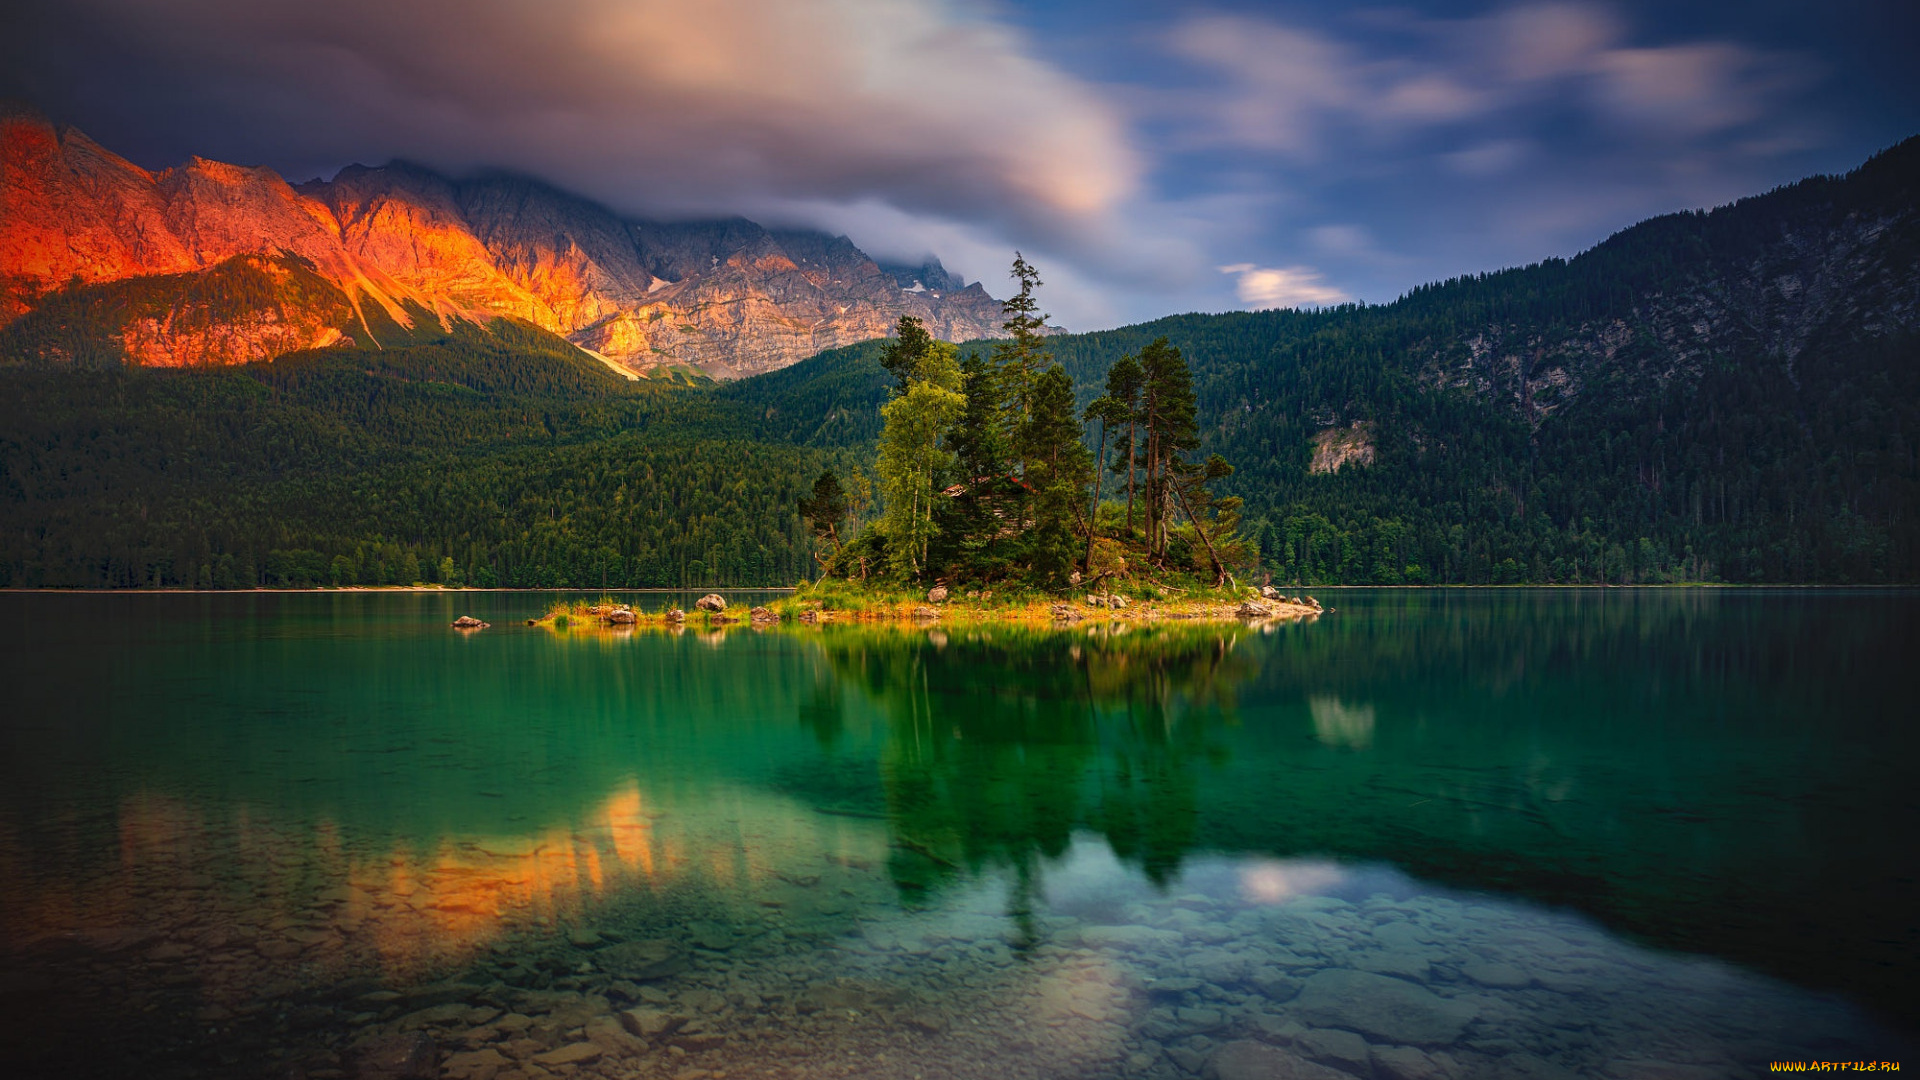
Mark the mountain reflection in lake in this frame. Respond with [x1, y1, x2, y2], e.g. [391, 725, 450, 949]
[0, 590, 1913, 1078]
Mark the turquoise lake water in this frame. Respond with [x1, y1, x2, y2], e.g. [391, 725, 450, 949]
[0, 589, 1913, 1079]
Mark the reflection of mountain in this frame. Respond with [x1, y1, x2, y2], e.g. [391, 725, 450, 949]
[807, 626, 1262, 904]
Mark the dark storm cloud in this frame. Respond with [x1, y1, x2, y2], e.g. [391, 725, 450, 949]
[3, 0, 1911, 327]
[1, 0, 1139, 247]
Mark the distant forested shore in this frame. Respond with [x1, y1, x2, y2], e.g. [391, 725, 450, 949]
[3, 138, 1915, 589]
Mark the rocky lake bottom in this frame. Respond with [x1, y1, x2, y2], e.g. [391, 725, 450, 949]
[3, 589, 1915, 1078]
[5, 818, 1907, 1080]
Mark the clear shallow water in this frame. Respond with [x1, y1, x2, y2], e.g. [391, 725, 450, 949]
[0, 588, 1913, 1079]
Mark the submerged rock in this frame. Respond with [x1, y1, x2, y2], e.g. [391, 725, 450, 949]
[1296, 1028, 1373, 1075]
[695, 594, 727, 612]
[532, 1042, 602, 1066]
[450, 615, 489, 629]
[618, 1006, 681, 1038]
[1371, 1045, 1447, 1080]
[1293, 969, 1476, 1046]
[1205, 1040, 1353, 1080]
[349, 1031, 438, 1079]
[596, 939, 688, 981]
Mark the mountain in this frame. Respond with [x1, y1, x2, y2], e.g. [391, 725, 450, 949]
[0, 135, 1915, 589]
[730, 136, 1920, 584]
[0, 107, 1004, 379]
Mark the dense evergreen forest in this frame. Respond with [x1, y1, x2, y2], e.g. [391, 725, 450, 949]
[2, 138, 1915, 587]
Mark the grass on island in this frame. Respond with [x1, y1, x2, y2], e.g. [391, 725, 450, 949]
[517, 576, 1327, 633]
[763, 576, 1324, 625]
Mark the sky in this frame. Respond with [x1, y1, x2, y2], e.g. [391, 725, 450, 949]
[3, 0, 1915, 330]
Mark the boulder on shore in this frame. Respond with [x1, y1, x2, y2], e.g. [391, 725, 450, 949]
[1235, 601, 1272, 619]
[1050, 603, 1083, 621]
[696, 594, 727, 612]
[798, 609, 819, 624]
[606, 608, 636, 624]
[1109, 594, 1129, 609]
[664, 608, 686, 623]
[749, 606, 778, 623]
[911, 606, 940, 620]
[451, 615, 489, 629]
[927, 586, 949, 603]
[1260, 585, 1282, 600]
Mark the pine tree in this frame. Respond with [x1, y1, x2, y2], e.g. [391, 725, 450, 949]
[798, 469, 850, 572]
[1170, 454, 1243, 586]
[879, 315, 934, 393]
[1017, 364, 1094, 582]
[991, 254, 1050, 444]
[1136, 337, 1199, 565]
[933, 350, 1013, 578]
[1100, 352, 1144, 534]
[1082, 391, 1130, 568]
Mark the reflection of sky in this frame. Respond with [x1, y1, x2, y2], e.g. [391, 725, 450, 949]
[14, 779, 1906, 1070]
[1308, 696, 1376, 751]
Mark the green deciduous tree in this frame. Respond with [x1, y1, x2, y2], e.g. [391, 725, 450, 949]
[877, 340, 965, 579]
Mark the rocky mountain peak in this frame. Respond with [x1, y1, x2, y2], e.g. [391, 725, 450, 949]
[0, 122, 1009, 377]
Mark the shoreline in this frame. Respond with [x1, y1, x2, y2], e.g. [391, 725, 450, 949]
[523, 591, 1328, 631]
[0, 585, 801, 595]
[6, 583, 1915, 595]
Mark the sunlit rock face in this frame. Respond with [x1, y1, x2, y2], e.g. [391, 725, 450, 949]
[0, 109, 1005, 377]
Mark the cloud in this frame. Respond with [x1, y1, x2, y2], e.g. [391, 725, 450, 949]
[1443, 139, 1530, 176]
[1218, 264, 1352, 309]
[1165, 3, 1814, 156]
[7, 0, 1140, 249]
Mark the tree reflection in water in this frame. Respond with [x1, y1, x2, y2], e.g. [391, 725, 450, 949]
[801, 624, 1261, 937]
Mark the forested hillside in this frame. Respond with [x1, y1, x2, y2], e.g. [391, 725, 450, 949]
[2, 138, 1915, 588]
[0, 318, 868, 588]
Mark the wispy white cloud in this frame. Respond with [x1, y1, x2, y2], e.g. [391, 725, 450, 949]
[1218, 264, 1352, 309]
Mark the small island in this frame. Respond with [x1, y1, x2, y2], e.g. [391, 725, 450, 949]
[530, 262, 1327, 630]
[525, 581, 1325, 632]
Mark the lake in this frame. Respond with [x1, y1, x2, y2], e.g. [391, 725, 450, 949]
[0, 588, 1913, 1079]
